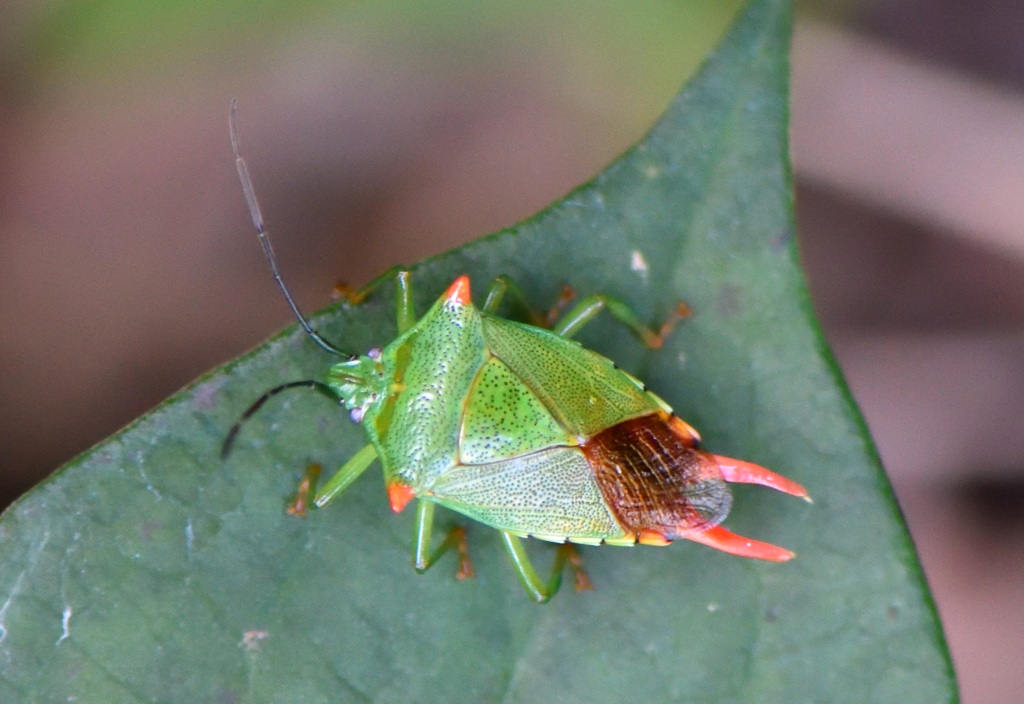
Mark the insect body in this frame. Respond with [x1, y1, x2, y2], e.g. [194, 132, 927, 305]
[227, 103, 809, 602]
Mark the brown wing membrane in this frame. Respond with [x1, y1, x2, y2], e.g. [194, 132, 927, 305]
[581, 414, 732, 541]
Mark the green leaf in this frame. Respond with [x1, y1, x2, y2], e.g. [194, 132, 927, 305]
[0, 1, 957, 702]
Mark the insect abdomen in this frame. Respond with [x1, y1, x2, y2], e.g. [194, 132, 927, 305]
[581, 414, 733, 540]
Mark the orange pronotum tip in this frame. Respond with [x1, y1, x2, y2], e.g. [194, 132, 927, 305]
[387, 482, 415, 513]
[444, 275, 472, 305]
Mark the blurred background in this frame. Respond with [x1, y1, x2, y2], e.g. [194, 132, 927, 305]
[1, 1, 1021, 700]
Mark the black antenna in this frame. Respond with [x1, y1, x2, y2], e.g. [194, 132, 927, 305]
[229, 99, 352, 359]
[221, 380, 340, 459]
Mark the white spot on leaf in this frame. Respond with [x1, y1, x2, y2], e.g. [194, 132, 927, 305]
[240, 629, 269, 651]
[57, 606, 72, 645]
[630, 251, 649, 281]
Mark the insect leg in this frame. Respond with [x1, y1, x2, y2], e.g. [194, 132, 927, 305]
[287, 464, 323, 516]
[412, 501, 475, 580]
[312, 444, 379, 508]
[551, 294, 690, 348]
[334, 268, 418, 334]
[332, 265, 407, 304]
[392, 270, 415, 334]
[499, 533, 592, 603]
[480, 276, 545, 326]
[685, 525, 795, 562]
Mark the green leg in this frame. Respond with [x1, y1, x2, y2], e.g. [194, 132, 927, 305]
[481, 275, 510, 313]
[392, 270, 415, 334]
[412, 500, 475, 580]
[552, 294, 690, 348]
[500, 532, 592, 603]
[483, 275, 543, 325]
[332, 265, 406, 305]
[333, 267, 417, 335]
[483, 276, 576, 327]
[308, 444, 378, 509]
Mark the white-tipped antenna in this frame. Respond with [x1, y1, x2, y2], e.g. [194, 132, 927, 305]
[229, 99, 351, 358]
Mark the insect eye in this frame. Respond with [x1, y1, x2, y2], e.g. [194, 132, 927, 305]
[368, 347, 382, 360]
[350, 407, 365, 423]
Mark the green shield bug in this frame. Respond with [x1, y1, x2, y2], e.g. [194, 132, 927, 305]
[224, 102, 810, 603]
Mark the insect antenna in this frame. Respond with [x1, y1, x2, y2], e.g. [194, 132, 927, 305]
[221, 380, 340, 459]
[229, 99, 353, 359]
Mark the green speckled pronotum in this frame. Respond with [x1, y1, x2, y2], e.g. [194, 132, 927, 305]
[224, 102, 810, 602]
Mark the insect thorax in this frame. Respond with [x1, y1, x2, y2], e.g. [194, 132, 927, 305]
[341, 292, 489, 491]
